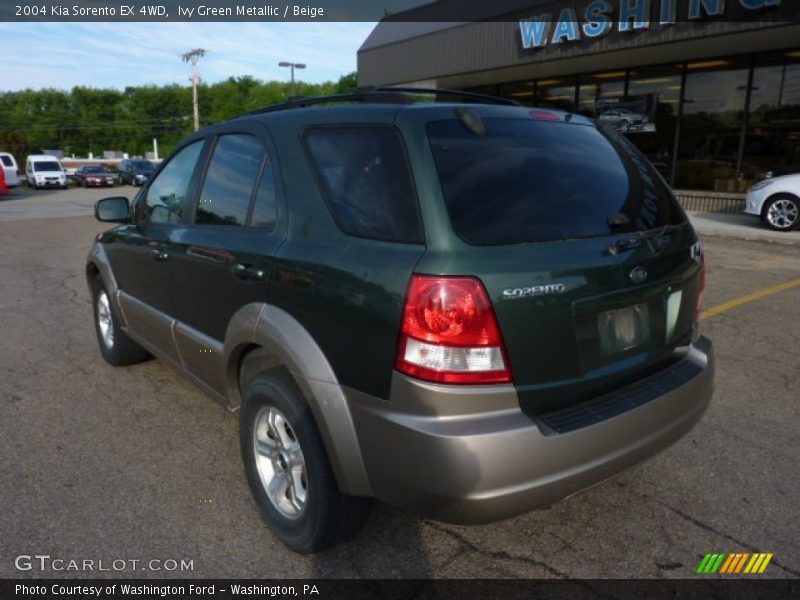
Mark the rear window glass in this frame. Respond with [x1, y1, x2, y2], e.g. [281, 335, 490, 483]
[427, 118, 683, 245]
[250, 159, 278, 231]
[196, 134, 265, 227]
[0, 156, 13, 167]
[304, 127, 422, 244]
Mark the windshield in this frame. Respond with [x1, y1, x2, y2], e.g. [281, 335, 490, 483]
[132, 161, 154, 171]
[427, 118, 684, 245]
[84, 166, 108, 173]
[33, 162, 62, 172]
[0, 156, 13, 167]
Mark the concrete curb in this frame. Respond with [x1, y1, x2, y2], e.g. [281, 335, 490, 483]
[687, 211, 800, 246]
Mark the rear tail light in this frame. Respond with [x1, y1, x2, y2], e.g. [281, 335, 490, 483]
[694, 243, 706, 321]
[396, 275, 512, 384]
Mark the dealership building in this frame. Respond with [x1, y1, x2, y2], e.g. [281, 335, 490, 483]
[358, 1, 800, 197]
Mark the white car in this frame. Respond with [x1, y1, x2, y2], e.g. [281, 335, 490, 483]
[597, 108, 648, 131]
[745, 172, 800, 232]
[0, 152, 20, 187]
[25, 154, 68, 190]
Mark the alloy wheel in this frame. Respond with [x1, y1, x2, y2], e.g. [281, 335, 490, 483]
[767, 199, 799, 230]
[253, 406, 308, 519]
[96, 291, 114, 349]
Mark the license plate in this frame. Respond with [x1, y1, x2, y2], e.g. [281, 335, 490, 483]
[597, 303, 650, 354]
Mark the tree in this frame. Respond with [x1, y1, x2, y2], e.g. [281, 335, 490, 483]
[335, 72, 358, 94]
[0, 74, 356, 159]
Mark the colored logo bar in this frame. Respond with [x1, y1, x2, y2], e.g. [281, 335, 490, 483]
[696, 552, 773, 574]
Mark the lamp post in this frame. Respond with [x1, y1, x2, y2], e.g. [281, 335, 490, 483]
[182, 48, 206, 132]
[279, 61, 306, 96]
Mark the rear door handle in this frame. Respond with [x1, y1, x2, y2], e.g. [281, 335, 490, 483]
[231, 263, 265, 281]
[150, 248, 169, 262]
[187, 246, 231, 263]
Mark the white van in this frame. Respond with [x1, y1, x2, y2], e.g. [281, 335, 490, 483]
[26, 154, 68, 189]
[0, 152, 20, 187]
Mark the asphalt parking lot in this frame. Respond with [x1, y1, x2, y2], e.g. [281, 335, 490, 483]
[1, 187, 798, 579]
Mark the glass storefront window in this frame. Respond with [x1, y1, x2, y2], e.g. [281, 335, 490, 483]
[676, 57, 750, 191]
[744, 50, 800, 181]
[627, 64, 683, 182]
[470, 49, 800, 192]
[577, 71, 626, 117]
[535, 77, 577, 111]
[497, 81, 536, 106]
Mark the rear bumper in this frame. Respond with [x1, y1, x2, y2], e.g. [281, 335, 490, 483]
[348, 337, 714, 524]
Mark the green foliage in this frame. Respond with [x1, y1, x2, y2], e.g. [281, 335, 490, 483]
[335, 72, 358, 94]
[0, 72, 358, 160]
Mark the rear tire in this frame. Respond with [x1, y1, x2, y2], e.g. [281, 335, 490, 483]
[240, 369, 370, 553]
[763, 194, 800, 231]
[91, 277, 149, 366]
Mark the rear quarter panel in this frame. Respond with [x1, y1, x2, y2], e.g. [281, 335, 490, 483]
[264, 109, 426, 399]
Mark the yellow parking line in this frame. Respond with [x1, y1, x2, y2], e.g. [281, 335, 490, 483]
[701, 278, 800, 320]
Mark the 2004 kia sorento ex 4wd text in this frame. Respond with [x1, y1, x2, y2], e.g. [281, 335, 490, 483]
[86, 88, 714, 554]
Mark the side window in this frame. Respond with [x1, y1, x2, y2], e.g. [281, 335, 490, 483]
[304, 127, 423, 243]
[250, 157, 278, 230]
[196, 134, 265, 226]
[145, 141, 203, 224]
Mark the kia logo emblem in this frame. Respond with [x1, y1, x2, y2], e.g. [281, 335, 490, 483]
[629, 266, 648, 284]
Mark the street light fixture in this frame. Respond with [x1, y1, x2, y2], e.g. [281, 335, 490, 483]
[279, 61, 306, 96]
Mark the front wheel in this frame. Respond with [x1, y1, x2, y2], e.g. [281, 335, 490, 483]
[92, 278, 150, 366]
[763, 194, 800, 231]
[240, 370, 370, 553]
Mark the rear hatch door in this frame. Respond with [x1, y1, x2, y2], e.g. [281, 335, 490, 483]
[422, 112, 703, 415]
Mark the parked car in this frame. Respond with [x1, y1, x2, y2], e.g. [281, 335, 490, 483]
[74, 165, 117, 188]
[745, 172, 800, 231]
[757, 146, 800, 180]
[119, 159, 156, 186]
[598, 108, 648, 131]
[0, 152, 20, 188]
[86, 88, 714, 553]
[25, 155, 68, 189]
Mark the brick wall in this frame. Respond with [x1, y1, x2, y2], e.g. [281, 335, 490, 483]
[673, 190, 745, 214]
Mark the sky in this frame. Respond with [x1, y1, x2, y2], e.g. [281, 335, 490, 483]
[0, 22, 377, 92]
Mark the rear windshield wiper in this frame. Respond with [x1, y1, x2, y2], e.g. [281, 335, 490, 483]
[607, 224, 681, 256]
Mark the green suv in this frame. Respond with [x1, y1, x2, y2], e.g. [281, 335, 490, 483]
[87, 88, 714, 553]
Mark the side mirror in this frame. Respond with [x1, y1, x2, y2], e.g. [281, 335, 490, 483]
[95, 196, 129, 223]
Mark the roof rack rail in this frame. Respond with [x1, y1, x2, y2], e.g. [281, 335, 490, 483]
[368, 86, 521, 106]
[237, 86, 520, 118]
